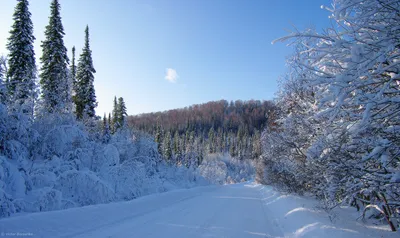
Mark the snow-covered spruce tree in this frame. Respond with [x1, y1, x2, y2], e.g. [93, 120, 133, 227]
[111, 96, 118, 133]
[70, 46, 77, 112]
[117, 97, 127, 127]
[154, 123, 163, 155]
[6, 0, 37, 115]
[207, 127, 215, 154]
[75, 26, 97, 119]
[173, 130, 182, 164]
[0, 56, 7, 104]
[251, 130, 261, 160]
[108, 112, 112, 131]
[70, 46, 76, 87]
[163, 130, 172, 162]
[274, 0, 400, 230]
[102, 113, 111, 143]
[39, 0, 70, 114]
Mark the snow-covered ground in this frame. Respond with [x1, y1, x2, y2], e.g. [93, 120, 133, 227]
[0, 183, 396, 238]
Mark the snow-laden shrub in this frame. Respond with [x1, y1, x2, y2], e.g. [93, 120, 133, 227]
[0, 104, 7, 150]
[161, 165, 195, 188]
[31, 114, 86, 159]
[0, 188, 15, 218]
[99, 132, 165, 198]
[198, 154, 228, 185]
[93, 144, 120, 172]
[5, 113, 33, 147]
[131, 133, 160, 175]
[101, 159, 146, 200]
[0, 156, 27, 218]
[0, 157, 26, 199]
[198, 154, 254, 184]
[30, 168, 57, 189]
[221, 155, 255, 182]
[56, 169, 115, 206]
[29, 187, 61, 212]
[132, 132, 160, 161]
[3, 140, 29, 162]
[110, 129, 138, 163]
[63, 148, 90, 171]
[140, 174, 164, 195]
[42, 125, 87, 158]
[155, 161, 208, 191]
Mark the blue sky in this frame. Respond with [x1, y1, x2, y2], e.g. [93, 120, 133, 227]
[0, 0, 332, 115]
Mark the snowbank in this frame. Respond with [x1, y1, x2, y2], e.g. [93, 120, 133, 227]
[257, 184, 398, 237]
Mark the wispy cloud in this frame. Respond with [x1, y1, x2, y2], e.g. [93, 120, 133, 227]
[165, 68, 178, 83]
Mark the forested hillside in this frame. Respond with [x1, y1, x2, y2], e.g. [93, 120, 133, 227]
[128, 100, 275, 165]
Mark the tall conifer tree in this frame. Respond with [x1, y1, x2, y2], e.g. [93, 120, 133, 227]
[163, 131, 172, 161]
[39, 0, 70, 113]
[0, 57, 7, 104]
[7, 0, 37, 114]
[154, 123, 163, 155]
[108, 112, 112, 131]
[117, 97, 127, 127]
[102, 113, 111, 143]
[75, 25, 96, 119]
[70, 46, 77, 111]
[112, 96, 118, 132]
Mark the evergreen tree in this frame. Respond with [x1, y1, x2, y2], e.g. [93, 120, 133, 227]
[70, 46, 76, 84]
[163, 131, 172, 161]
[236, 126, 245, 158]
[0, 56, 7, 104]
[108, 112, 112, 130]
[181, 132, 186, 154]
[241, 129, 249, 159]
[189, 131, 195, 147]
[117, 97, 127, 127]
[6, 0, 37, 114]
[39, 0, 70, 113]
[70, 46, 77, 110]
[102, 113, 111, 143]
[154, 123, 163, 155]
[229, 137, 237, 157]
[75, 25, 97, 119]
[207, 127, 215, 153]
[215, 128, 222, 153]
[173, 130, 180, 157]
[184, 129, 190, 153]
[0, 58, 3, 80]
[102, 113, 107, 131]
[111, 96, 118, 132]
[251, 130, 261, 160]
[222, 132, 228, 152]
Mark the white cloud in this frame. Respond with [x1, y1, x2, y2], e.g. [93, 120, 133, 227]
[165, 68, 178, 83]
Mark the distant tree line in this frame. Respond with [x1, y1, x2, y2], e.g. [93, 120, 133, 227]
[128, 100, 275, 166]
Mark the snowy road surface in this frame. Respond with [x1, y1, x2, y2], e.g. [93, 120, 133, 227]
[0, 183, 394, 238]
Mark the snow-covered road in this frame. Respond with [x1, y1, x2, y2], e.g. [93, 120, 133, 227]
[0, 183, 394, 238]
[73, 183, 282, 238]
